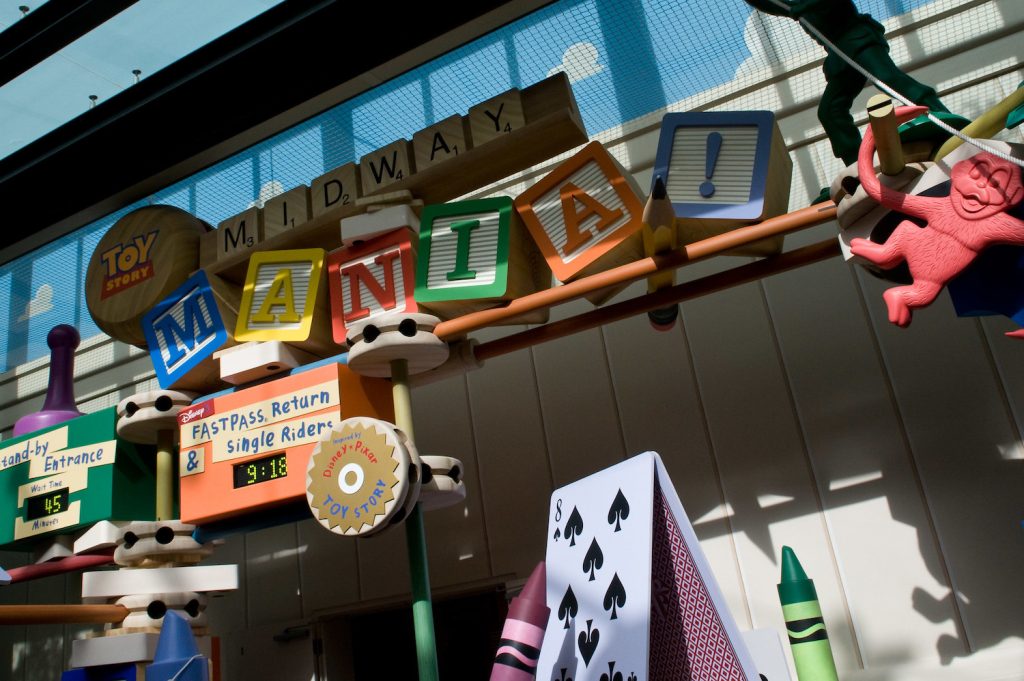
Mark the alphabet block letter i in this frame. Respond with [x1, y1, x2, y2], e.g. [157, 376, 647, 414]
[414, 197, 550, 320]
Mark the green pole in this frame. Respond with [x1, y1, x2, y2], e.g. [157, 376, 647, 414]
[392, 358, 440, 681]
[778, 546, 839, 681]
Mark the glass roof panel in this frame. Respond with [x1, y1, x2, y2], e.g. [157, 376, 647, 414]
[0, 0, 284, 159]
[0, 0, 971, 372]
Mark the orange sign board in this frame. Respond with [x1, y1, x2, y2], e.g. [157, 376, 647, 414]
[178, 362, 393, 524]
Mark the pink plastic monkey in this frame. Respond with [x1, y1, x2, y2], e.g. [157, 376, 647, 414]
[850, 105, 1024, 335]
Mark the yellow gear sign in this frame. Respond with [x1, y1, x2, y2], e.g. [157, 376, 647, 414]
[306, 419, 410, 536]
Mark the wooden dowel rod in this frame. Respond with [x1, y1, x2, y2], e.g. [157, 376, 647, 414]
[474, 239, 841, 362]
[867, 94, 904, 176]
[435, 202, 837, 341]
[936, 85, 1024, 159]
[6, 552, 114, 584]
[0, 604, 128, 625]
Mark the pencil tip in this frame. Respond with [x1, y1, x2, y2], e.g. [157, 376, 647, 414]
[652, 176, 667, 200]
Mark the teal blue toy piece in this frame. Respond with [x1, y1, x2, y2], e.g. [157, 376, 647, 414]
[62, 663, 144, 680]
[1007, 82, 1024, 129]
[896, 112, 969, 145]
[0, 408, 155, 550]
[146, 611, 209, 681]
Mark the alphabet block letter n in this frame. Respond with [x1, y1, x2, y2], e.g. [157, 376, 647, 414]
[327, 228, 419, 344]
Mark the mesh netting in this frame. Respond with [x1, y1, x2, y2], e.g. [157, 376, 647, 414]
[0, 0, 983, 371]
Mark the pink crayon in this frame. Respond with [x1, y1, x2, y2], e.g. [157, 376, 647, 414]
[491, 561, 550, 681]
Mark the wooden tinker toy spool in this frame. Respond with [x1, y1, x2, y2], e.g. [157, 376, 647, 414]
[116, 390, 196, 521]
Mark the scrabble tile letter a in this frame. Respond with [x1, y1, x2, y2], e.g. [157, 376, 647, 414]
[236, 248, 326, 342]
[514, 142, 644, 284]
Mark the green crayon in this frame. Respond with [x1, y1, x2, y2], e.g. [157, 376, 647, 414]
[777, 546, 839, 681]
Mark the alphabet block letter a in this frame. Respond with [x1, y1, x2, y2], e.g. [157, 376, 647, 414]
[514, 141, 644, 285]
[236, 249, 326, 343]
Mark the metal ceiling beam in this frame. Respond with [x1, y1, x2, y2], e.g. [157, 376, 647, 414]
[0, 0, 539, 262]
[0, 0, 138, 87]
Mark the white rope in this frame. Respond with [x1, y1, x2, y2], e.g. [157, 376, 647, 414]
[168, 655, 204, 681]
[761, 0, 1024, 168]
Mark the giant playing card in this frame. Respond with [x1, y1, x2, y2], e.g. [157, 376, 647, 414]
[536, 452, 760, 681]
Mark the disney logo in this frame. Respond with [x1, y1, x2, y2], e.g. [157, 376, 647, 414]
[177, 403, 211, 425]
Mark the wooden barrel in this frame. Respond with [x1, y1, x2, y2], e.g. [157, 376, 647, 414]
[85, 205, 209, 346]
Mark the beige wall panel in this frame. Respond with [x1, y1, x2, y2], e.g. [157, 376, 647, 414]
[763, 223, 964, 667]
[855, 268, 1024, 662]
[297, 517, 361, 619]
[221, 621, 314, 680]
[980, 317, 1024, 435]
[202, 532, 247, 634]
[0, 551, 27, 681]
[678, 261, 860, 674]
[466, 325, 553, 580]
[356, 374, 490, 601]
[24, 573, 68, 681]
[245, 524, 303, 626]
[600, 280, 750, 628]
[531, 298, 627, 486]
[415, 376, 492, 588]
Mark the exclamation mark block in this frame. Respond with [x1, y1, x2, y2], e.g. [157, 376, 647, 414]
[236, 249, 333, 354]
[327, 228, 419, 344]
[651, 111, 792, 255]
[414, 197, 550, 321]
[699, 132, 723, 198]
[514, 142, 644, 302]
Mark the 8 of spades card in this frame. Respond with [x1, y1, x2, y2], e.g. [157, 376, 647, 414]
[536, 454, 657, 681]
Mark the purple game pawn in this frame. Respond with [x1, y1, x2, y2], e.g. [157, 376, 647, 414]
[13, 325, 85, 436]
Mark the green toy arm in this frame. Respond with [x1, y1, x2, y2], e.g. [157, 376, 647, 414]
[743, 0, 825, 18]
[742, 0, 794, 18]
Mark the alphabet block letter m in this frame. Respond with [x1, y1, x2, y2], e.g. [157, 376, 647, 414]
[142, 270, 229, 389]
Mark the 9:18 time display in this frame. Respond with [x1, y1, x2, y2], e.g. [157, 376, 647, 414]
[232, 452, 288, 489]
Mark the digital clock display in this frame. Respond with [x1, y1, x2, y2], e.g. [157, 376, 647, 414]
[25, 488, 70, 520]
[232, 452, 288, 488]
